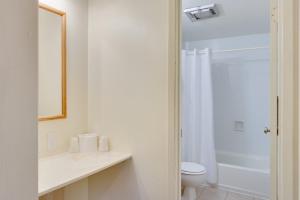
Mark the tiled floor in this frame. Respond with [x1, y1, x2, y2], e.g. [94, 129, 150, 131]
[192, 186, 268, 200]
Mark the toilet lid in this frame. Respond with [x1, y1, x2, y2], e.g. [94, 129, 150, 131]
[181, 162, 206, 175]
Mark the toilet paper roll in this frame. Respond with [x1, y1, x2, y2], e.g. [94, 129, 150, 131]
[99, 136, 109, 152]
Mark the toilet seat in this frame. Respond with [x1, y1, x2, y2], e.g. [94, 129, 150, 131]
[181, 162, 206, 175]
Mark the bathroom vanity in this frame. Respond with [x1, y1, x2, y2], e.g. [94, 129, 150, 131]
[39, 152, 131, 196]
[37, 3, 132, 200]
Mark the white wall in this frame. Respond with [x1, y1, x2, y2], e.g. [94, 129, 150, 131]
[88, 0, 171, 199]
[0, 0, 37, 199]
[185, 34, 270, 159]
[38, 0, 88, 158]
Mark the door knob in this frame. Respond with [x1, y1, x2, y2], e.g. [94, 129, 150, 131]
[264, 127, 271, 134]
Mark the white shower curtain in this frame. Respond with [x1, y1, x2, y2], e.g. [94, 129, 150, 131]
[181, 48, 218, 184]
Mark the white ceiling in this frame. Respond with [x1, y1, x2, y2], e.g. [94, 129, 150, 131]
[182, 0, 270, 41]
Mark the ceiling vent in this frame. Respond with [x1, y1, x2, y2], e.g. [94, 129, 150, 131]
[184, 4, 218, 22]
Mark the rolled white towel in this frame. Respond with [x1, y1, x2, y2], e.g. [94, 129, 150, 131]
[99, 136, 109, 152]
[69, 136, 79, 153]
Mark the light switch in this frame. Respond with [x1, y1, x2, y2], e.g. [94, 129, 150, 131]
[47, 132, 57, 152]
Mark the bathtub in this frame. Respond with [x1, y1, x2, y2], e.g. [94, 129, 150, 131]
[216, 151, 270, 199]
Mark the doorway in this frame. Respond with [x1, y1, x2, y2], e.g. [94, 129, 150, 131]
[179, 1, 275, 200]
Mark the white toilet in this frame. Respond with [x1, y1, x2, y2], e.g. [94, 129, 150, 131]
[181, 162, 207, 200]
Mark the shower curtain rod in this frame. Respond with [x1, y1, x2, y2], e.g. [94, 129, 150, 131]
[185, 46, 269, 54]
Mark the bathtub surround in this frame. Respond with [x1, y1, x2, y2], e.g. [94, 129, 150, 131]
[184, 34, 270, 159]
[218, 162, 270, 198]
[0, 0, 38, 199]
[181, 49, 218, 184]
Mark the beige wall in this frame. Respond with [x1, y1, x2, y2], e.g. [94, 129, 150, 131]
[38, 0, 89, 199]
[38, 0, 88, 157]
[37, 0, 177, 199]
[88, 0, 173, 199]
[0, 0, 38, 200]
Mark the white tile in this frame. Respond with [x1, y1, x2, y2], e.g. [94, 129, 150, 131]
[199, 187, 228, 200]
[196, 187, 206, 198]
[226, 192, 254, 200]
[253, 198, 269, 200]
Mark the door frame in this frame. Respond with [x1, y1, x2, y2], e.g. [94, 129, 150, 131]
[168, 0, 299, 199]
[275, 0, 299, 199]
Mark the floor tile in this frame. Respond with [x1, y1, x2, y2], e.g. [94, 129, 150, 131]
[198, 187, 228, 200]
[253, 198, 269, 200]
[196, 187, 205, 198]
[226, 192, 254, 200]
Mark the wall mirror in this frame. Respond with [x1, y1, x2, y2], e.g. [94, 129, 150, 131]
[38, 4, 67, 121]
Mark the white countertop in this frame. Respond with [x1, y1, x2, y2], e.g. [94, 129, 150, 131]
[39, 152, 131, 196]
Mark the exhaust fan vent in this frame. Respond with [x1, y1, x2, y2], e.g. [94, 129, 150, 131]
[184, 4, 218, 22]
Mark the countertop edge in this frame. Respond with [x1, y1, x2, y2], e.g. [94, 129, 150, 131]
[38, 153, 132, 196]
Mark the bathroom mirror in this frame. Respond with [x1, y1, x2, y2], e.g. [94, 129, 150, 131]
[38, 4, 67, 121]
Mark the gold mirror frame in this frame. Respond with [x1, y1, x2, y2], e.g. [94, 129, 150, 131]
[38, 3, 67, 121]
